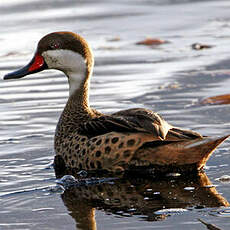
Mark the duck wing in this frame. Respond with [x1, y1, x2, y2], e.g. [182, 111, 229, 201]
[113, 108, 203, 140]
[112, 108, 172, 139]
[78, 108, 172, 139]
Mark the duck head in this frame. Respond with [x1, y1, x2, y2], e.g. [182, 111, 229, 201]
[4, 32, 94, 96]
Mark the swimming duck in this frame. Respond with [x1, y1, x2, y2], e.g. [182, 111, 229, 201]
[4, 32, 229, 174]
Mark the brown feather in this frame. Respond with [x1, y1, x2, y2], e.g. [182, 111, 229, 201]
[78, 108, 173, 140]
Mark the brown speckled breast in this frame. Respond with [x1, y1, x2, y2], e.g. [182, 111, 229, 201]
[55, 131, 153, 173]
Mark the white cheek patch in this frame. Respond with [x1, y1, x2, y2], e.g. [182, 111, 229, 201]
[42, 49, 87, 96]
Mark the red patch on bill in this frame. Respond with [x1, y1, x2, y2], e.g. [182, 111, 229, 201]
[29, 54, 44, 72]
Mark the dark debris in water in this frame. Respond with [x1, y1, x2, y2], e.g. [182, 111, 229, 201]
[198, 218, 222, 230]
[200, 94, 230, 105]
[216, 175, 230, 183]
[106, 36, 121, 42]
[136, 38, 169, 46]
[191, 43, 214, 50]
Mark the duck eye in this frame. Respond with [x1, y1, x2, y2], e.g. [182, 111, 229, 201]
[50, 43, 60, 49]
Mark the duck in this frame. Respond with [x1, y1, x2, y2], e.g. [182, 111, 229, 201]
[4, 31, 229, 174]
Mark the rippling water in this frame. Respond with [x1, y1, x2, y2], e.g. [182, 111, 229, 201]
[1, 0, 230, 229]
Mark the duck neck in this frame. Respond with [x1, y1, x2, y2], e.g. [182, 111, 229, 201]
[67, 71, 91, 115]
[56, 67, 95, 138]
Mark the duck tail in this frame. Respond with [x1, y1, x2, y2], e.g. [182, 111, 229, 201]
[184, 134, 230, 169]
[134, 135, 229, 172]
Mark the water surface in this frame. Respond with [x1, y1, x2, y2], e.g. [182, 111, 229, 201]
[1, 0, 230, 229]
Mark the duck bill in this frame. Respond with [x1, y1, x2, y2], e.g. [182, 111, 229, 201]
[4, 53, 47, 80]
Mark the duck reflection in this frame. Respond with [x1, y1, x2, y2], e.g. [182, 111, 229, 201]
[56, 170, 229, 230]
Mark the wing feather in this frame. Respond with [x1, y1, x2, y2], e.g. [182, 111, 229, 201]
[78, 108, 172, 139]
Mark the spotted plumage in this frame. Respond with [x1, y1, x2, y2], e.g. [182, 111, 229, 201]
[4, 32, 229, 174]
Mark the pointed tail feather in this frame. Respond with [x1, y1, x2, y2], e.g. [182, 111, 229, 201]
[184, 135, 230, 169]
[135, 135, 229, 170]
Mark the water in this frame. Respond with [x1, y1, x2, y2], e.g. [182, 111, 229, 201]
[1, 0, 230, 229]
